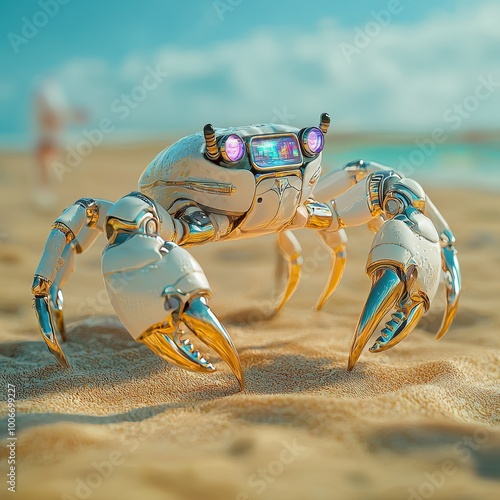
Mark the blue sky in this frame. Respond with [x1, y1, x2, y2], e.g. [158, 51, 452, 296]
[1, 0, 499, 146]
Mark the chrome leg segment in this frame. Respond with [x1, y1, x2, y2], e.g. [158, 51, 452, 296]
[32, 199, 111, 367]
[33, 293, 70, 368]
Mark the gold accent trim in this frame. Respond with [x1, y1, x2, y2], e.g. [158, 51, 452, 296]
[203, 124, 220, 161]
[413, 198, 426, 212]
[177, 209, 215, 247]
[105, 213, 155, 245]
[255, 169, 303, 182]
[76, 198, 99, 227]
[52, 222, 75, 243]
[32, 275, 52, 297]
[330, 199, 346, 229]
[159, 180, 236, 196]
[308, 167, 321, 186]
[139, 317, 176, 341]
[344, 160, 369, 185]
[248, 133, 303, 171]
[319, 112, 330, 134]
[304, 199, 332, 230]
[86, 204, 99, 228]
[366, 258, 408, 277]
[72, 241, 83, 254]
[367, 173, 385, 217]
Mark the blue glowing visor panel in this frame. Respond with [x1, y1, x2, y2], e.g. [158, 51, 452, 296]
[249, 134, 303, 170]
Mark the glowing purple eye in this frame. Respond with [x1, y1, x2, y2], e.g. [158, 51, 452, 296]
[307, 128, 323, 152]
[221, 134, 245, 163]
[301, 127, 324, 156]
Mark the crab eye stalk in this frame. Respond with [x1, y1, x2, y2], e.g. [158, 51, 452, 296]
[299, 126, 325, 157]
[203, 124, 220, 161]
[319, 112, 330, 134]
[220, 134, 245, 164]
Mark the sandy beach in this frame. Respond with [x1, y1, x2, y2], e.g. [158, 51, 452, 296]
[0, 144, 499, 500]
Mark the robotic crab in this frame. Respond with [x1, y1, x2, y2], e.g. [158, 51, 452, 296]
[32, 114, 461, 390]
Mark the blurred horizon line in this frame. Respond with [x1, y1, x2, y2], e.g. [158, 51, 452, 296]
[1, 128, 499, 152]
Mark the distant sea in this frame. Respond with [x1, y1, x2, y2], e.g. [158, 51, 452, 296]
[323, 141, 500, 191]
[1, 132, 498, 191]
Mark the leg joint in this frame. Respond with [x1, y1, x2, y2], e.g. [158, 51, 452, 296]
[32, 275, 52, 297]
[303, 199, 333, 230]
[75, 198, 99, 228]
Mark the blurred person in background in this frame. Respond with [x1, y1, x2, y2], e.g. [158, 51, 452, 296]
[32, 76, 86, 209]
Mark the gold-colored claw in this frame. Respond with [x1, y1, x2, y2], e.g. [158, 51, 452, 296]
[34, 296, 70, 368]
[348, 267, 404, 370]
[273, 231, 303, 314]
[183, 297, 244, 390]
[140, 327, 216, 374]
[314, 231, 347, 311]
[436, 245, 461, 341]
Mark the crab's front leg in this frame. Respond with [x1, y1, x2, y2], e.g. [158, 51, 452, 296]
[33, 193, 243, 389]
[298, 171, 444, 368]
[32, 199, 112, 367]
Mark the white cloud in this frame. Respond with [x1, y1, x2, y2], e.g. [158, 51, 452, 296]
[53, 1, 500, 135]
[55, 58, 117, 118]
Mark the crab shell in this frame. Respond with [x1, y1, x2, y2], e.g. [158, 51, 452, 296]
[138, 124, 322, 218]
